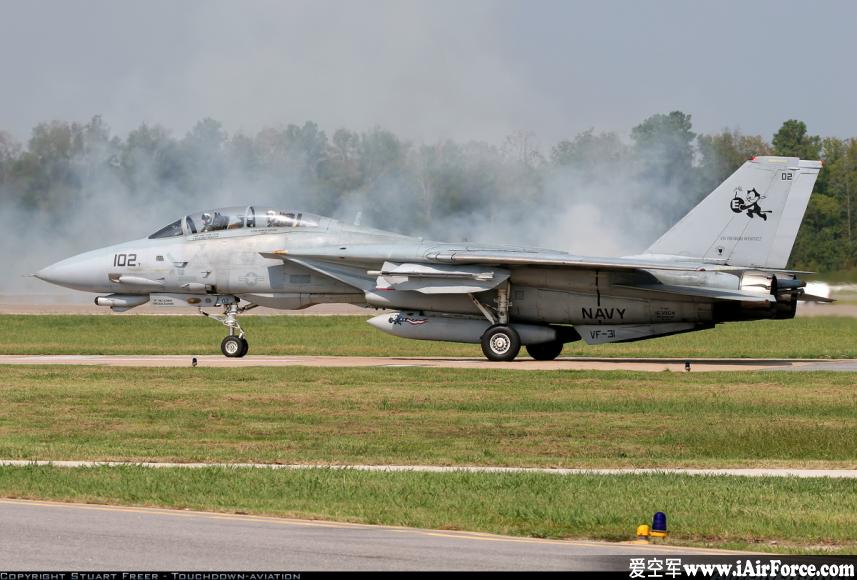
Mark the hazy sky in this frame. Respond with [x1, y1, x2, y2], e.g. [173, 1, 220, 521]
[1, 0, 854, 145]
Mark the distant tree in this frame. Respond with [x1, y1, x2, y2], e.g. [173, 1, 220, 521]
[772, 119, 821, 160]
[458, 140, 506, 213]
[0, 130, 21, 190]
[697, 130, 771, 192]
[411, 140, 466, 224]
[791, 193, 846, 271]
[179, 118, 228, 194]
[227, 132, 258, 176]
[551, 129, 626, 175]
[501, 130, 544, 169]
[121, 123, 181, 194]
[14, 120, 84, 212]
[631, 111, 696, 193]
[318, 128, 362, 195]
[826, 139, 857, 251]
[779, 123, 837, 269]
[358, 127, 408, 183]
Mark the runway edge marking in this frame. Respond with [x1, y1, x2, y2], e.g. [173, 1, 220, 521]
[1, 459, 856, 478]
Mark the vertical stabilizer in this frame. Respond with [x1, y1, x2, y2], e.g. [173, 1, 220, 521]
[645, 156, 821, 269]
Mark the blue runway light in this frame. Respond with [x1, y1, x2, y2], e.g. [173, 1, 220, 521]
[652, 511, 668, 534]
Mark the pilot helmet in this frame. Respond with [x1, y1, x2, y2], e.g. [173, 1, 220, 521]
[202, 212, 213, 224]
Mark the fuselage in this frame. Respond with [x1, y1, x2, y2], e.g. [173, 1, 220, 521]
[35, 205, 780, 327]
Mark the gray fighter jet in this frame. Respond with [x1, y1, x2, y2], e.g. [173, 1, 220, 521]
[35, 156, 829, 360]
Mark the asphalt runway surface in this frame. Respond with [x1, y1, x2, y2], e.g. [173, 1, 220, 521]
[3, 354, 857, 372]
[0, 499, 739, 570]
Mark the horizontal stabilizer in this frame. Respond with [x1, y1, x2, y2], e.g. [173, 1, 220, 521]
[798, 293, 835, 303]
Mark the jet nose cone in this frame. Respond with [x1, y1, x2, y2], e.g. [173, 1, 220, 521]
[35, 261, 80, 287]
[34, 263, 62, 284]
[34, 251, 109, 292]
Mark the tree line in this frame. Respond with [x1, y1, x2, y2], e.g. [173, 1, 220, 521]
[0, 111, 854, 271]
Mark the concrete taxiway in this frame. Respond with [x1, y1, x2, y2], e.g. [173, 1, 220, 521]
[2, 354, 857, 371]
[0, 498, 740, 570]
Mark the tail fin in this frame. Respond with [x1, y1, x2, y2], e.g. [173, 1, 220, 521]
[645, 156, 821, 269]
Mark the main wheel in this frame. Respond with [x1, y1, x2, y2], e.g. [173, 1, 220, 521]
[481, 325, 521, 362]
[221, 336, 245, 358]
[239, 337, 249, 357]
[526, 340, 563, 361]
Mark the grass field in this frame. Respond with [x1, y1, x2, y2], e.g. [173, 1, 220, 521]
[3, 316, 855, 554]
[4, 314, 857, 358]
[1, 465, 854, 554]
[1, 366, 855, 468]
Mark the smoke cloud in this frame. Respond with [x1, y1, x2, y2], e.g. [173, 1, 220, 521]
[0, 115, 706, 302]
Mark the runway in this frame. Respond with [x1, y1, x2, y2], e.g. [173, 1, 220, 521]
[0, 498, 739, 570]
[2, 354, 857, 371]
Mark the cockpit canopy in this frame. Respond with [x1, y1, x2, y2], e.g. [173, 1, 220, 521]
[149, 206, 325, 239]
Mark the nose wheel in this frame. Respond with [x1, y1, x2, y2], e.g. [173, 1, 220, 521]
[202, 300, 257, 358]
[221, 335, 249, 358]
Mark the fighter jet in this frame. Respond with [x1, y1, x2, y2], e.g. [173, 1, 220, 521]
[35, 156, 829, 360]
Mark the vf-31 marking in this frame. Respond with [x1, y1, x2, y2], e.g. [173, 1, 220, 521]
[35, 157, 831, 361]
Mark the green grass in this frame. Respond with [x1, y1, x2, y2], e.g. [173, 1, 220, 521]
[4, 314, 857, 358]
[1, 465, 854, 554]
[1, 366, 855, 468]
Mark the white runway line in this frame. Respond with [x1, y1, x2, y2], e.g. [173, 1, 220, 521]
[4, 353, 848, 372]
[1, 460, 855, 478]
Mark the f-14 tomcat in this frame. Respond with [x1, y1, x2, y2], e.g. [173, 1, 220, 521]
[36, 156, 829, 360]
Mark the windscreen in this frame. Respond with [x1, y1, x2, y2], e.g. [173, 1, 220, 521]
[148, 219, 183, 239]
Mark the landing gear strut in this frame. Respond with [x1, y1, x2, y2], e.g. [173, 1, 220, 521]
[202, 300, 257, 358]
[470, 283, 521, 362]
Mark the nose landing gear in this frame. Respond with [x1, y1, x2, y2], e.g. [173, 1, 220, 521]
[202, 300, 257, 358]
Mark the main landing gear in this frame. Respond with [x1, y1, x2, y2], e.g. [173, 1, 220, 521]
[470, 283, 523, 362]
[202, 300, 258, 358]
[470, 283, 564, 362]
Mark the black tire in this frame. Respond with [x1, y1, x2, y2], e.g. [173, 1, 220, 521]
[221, 336, 244, 358]
[526, 340, 564, 361]
[239, 337, 249, 357]
[481, 325, 521, 362]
